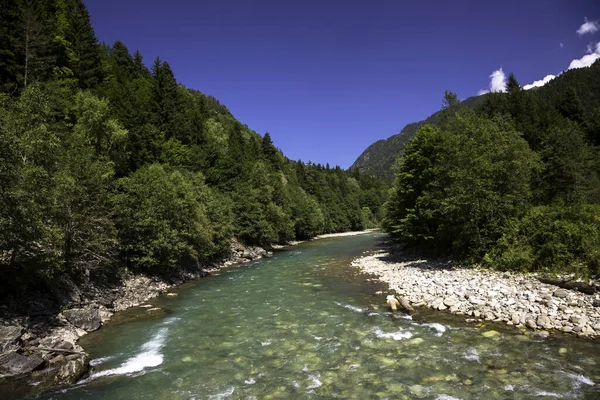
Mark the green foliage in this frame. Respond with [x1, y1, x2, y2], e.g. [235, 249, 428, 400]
[385, 111, 540, 258]
[112, 165, 215, 273]
[485, 205, 600, 277]
[385, 63, 600, 275]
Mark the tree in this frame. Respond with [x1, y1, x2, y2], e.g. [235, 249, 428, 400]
[261, 132, 279, 166]
[151, 58, 179, 137]
[0, 0, 23, 93]
[112, 164, 215, 273]
[442, 90, 459, 109]
[506, 73, 521, 94]
[385, 111, 540, 258]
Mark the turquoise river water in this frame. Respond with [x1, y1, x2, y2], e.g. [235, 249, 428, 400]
[24, 233, 600, 399]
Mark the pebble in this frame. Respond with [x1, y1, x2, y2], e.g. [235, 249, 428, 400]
[353, 251, 600, 338]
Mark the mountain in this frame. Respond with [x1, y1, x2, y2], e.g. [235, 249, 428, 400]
[350, 96, 484, 179]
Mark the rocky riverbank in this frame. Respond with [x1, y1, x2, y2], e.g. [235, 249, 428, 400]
[0, 239, 272, 396]
[352, 245, 600, 339]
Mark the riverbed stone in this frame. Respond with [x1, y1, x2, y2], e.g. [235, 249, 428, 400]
[570, 315, 588, 325]
[525, 319, 537, 329]
[443, 297, 458, 307]
[511, 313, 520, 325]
[536, 314, 552, 329]
[553, 289, 570, 299]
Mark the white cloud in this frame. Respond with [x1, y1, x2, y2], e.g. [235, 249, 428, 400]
[477, 68, 507, 95]
[568, 41, 600, 69]
[523, 74, 556, 90]
[521, 41, 600, 90]
[568, 52, 600, 69]
[577, 18, 599, 36]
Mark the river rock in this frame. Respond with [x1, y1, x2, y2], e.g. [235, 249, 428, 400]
[553, 289, 570, 299]
[511, 313, 521, 325]
[443, 297, 458, 307]
[570, 315, 588, 326]
[0, 353, 44, 376]
[582, 325, 595, 336]
[525, 319, 537, 329]
[98, 309, 113, 323]
[61, 308, 102, 332]
[536, 314, 552, 329]
[55, 354, 88, 384]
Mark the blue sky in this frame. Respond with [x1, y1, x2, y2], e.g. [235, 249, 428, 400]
[84, 0, 600, 169]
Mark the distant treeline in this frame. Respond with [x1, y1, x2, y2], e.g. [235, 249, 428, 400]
[0, 0, 389, 295]
[385, 64, 600, 277]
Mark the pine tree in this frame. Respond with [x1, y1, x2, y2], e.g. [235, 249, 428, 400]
[506, 73, 521, 94]
[0, 0, 23, 93]
[65, 0, 102, 88]
[442, 90, 459, 109]
[151, 58, 179, 136]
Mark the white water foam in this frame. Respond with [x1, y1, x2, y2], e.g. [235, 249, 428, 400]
[307, 373, 322, 389]
[563, 372, 594, 387]
[436, 395, 461, 400]
[504, 385, 514, 391]
[244, 377, 256, 385]
[464, 348, 480, 363]
[374, 327, 413, 341]
[208, 386, 235, 399]
[86, 328, 167, 380]
[89, 355, 117, 366]
[532, 390, 561, 397]
[334, 301, 365, 313]
[423, 323, 447, 336]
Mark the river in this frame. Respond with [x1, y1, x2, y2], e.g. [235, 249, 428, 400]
[27, 233, 599, 399]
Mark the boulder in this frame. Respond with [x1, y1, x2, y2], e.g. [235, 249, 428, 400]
[0, 353, 44, 376]
[61, 308, 102, 332]
[0, 325, 23, 352]
[55, 354, 88, 384]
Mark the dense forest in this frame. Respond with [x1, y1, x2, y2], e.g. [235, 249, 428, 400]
[0, 0, 388, 297]
[385, 64, 600, 277]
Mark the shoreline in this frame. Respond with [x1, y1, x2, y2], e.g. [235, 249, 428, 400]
[352, 243, 600, 340]
[0, 239, 272, 395]
[0, 230, 376, 395]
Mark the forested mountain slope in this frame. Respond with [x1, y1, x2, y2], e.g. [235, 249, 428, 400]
[351, 96, 483, 179]
[0, 0, 389, 297]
